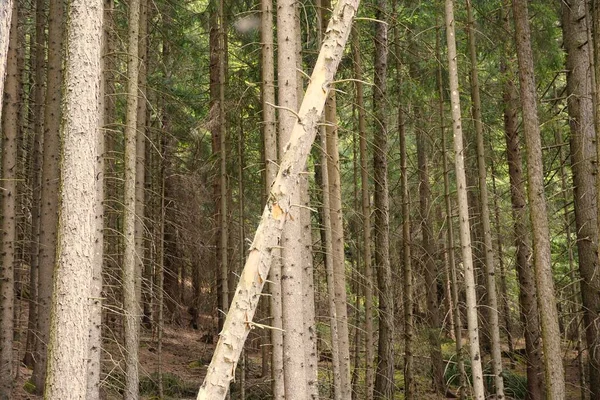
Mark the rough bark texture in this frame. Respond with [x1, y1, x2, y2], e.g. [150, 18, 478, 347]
[562, 1, 600, 395]
[512, 0, 565, 398]
[501, 4, 544, 398]
[32, 0, 64, 392]
[0, 4, 17, 398]
[372, 0, 393, 397]
[416, 126, 445, 395]
[44, 1, 103, 398]
[465, 1, 505, 395]
[444, 1, 485, 398]
[123, 0, 141, 398]
[352, 26, 374, 400]
[195, 0, 359, 395]
[277, 0, 307, 394]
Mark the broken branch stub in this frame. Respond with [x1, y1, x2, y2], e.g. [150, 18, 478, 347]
[196, 0, 360, 398]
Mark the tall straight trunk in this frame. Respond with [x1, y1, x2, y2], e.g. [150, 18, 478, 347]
[277, 0, 307, 395]
[465, 0, 505, 395]
[320, 127, 342, 400]
[562, 1, 600, 395]
[416, 124, 445, 395]
[318, 2, 351, 393]
[512, 1, 565, 398]
[399, 95, 413, 400]
[372, 0, 393, 397]
[137, 0, 149, 334]
[260, 0, 281, 392]
[23, 0, 46, 370]
[196, 0, 359, 394]
[44, 0, 103, 396]
[444, 1, 485, 398]
[352, 26, 374, 400]
[438, 28, 465, 399]
[0, 4, 18, 397]
[501, 4, 544, 398]
[217, 0, 229, 332]
[32, 0, 64, 392]
[123, 0, 141, 397]
[0, 0, 13, 121]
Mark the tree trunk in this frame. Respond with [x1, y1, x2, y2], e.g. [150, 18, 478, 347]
[444, 1, 485, 398]
[465, 0, 505, 395]
[277, 0, 307, 395]
[0, 4, 18, 397]
[260, 0, 279, 389]
[352, 26, 374, 400]
[196, 0, 359, 395]
[44, 0, 103, 397]
[123, 0, 141, 397]
[562, 1, 600, 395]
[501, 3, 544, 398]
[32, 0, 64, 392]
[512, 1, 565, 397]
[372, 0, 393, 397]
[23, 0, 46, 370]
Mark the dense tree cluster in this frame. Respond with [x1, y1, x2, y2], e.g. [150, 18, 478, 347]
[0, 0, 599, 399]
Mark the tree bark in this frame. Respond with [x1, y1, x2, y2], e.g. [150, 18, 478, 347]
[372, 0, 394, 397]
[465, 1, 505, 395]
[352, 26, 374, 400]
[501, 3, 544, 398]
[123, 0, 141, 397]
[0, 0, 13, 122]
[32, 0, 64, 392]
[44, 0, 103, 397]
[444, 1, 485, 398]
[195, 0, 359, 395]
[0, 4, 18, 397]
[561, 1, 600, 395]
[512, 0, 565, 397]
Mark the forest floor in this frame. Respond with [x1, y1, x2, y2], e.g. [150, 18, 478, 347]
[12, 318, 586, 399]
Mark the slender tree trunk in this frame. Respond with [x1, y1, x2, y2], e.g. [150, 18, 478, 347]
[465, 1, 505, 395]
[122, 0, 142, 398]
[260, 0, 279, 390]
[562, 1, 600, 395]
[372, 0, 393, 397]
[501, 4, 544, 398]
[196, 0, 359, 395]
[513, 1, 565, 398]
[438, 29, 466, 398]
[444, 1, 485, 398]
[0, 4, 18, 397]
[352, 26, 374, 400]
[320, 127, 342, 400]
[44, 0, 103, 397]
[23, 0, 46, 370]
[32, 0, 64, 392]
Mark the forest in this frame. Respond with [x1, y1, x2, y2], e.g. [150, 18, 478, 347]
[0, 0, 599, 399]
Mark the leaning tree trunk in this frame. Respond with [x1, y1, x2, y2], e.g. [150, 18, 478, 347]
[444, 1, 485, 398]
[512, 1, 565, 398]
[44, 0, 103, 397]
[465, 0, 505, 395]
[562, 1, 600, 395]
[0, 4, 18, 397]
[195, 0, 359, 396]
